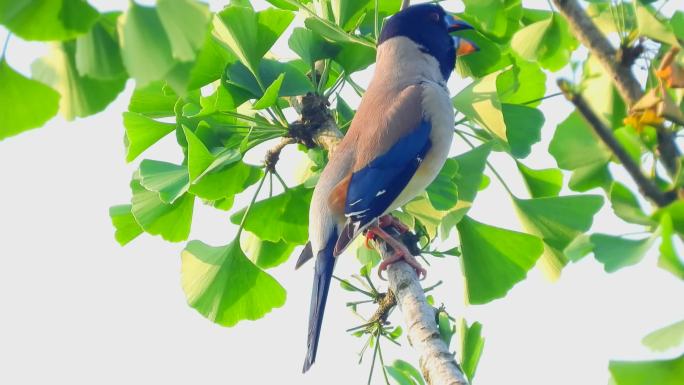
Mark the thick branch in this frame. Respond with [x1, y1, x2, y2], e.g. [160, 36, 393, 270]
[289, 92, 468, 385]
[551, 0, 680, 175]
[559, 80, 675, 207]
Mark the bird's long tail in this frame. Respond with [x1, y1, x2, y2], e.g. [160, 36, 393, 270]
[302, 232, 337, 372]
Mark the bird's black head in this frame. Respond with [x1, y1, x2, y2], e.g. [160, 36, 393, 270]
[378, 4, 472, 81]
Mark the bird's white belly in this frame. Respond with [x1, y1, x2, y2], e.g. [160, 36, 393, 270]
[385, 82, 454, 213]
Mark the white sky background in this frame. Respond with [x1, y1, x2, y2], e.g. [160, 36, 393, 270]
[1, 1, 683, 384]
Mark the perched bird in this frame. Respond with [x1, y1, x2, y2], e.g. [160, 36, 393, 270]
[296, 3, 478, 373]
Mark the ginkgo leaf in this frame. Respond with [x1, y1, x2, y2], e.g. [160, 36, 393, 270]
[230, 186, 312, 244]
[288, 27, 341, 65]
[609, 182, 653, 226]
[181, 239, 286, 326]
[591, 233, 653, 273]
[117, 2, 174, 86]
[496, 58, 546, 107]
[635, 3, 680, 47]
[642, 319, 684, 352]
[240, 230, 295, 269]
[123, 112, 176, 162]
[502, 103, 544, 158]
[213, 6, 294, 74]
[516, 162, 562, 198]
[130, 177, 194, 242]
[138, 160, 190, 204]
[109, 204, 143, 246]
[609, 355, 684, 385]
[157, 0, 210, 62]
[460, 319, 485, 383]
[253, 73, 284, 109]
[75, 12, 126, 80]
[0, 59, 60, 140]
[514, 195, 603, 278]
[0, 0, 99, 41]
[458, 216, 543, 304]
[32, 41, 126, 121]
[511, 13, 578, 71]
[549, 112, 612, 170]
[453, 70, 506, 141]
[657, 213, 684, 280]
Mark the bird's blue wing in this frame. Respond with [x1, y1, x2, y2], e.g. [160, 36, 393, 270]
[333, 120, 431, 255]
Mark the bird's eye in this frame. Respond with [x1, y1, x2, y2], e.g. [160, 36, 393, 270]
[429, 12, 441, 22]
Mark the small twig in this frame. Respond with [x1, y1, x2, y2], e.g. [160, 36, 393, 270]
[551, 0, 680, 177]
[558, 79, 675, 207]
[264, 137, 295, 173]
[368, 290, 397, 325]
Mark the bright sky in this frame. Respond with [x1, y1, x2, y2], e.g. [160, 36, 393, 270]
[0, 1, 682, 385]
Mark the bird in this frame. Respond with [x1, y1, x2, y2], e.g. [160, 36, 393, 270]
[295, 3, 478, 373]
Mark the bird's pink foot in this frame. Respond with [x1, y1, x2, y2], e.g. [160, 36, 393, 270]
[366, 224, 426, 280]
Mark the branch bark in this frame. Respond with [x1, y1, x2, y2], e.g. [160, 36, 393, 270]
[551, 0, 680, 176]
[287, 93, 468, 385]
[558, 80, 675, 207]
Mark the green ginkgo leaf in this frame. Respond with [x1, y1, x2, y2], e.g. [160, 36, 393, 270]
[458, 216, 543, 304]
[139, 160, 190, 204]
[463, 0, 521, 41]
[455, 29, 509, 78]
[128, 81, 178, 118]
[230, 186, 312, 244]
[453, 70, 506, 142]
[181, 239, 286, 326]
[0, 60, 60, 140]
[642, 319, 684, 352]
[516, 162, 563, 198]
[213, 6, 294, 74]
[549, 112, 612, 170]
[426, 159, 459, 211]
[511, 13, 578, 71]
[32, 41, 127, 121]
[496, 58, 546, 106]
[288, 27, 341, 65]
[157, 0, 210, 62]
[117, 2, 174, 86]
[253, 73, 284, 109]
[75, 12, 126, 80]
[240, 231, 296, 269]
[130, 177, 194, 242]
[0, 0, 99, 41]
[590, 233, 653, 273]
[514, 195, 603, 278]
[502, 103, 543, 158]
[609, 182, 653, 226]
[109, 204, 143, 246]
[609, 355, 684, 385]
[460, 319, 485, 383]
[635, 3, 679, 47]
[658, 213, 684, 280]
[123, 112, 176, 162]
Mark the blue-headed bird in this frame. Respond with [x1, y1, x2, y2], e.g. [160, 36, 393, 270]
[296, 3, 478, 372]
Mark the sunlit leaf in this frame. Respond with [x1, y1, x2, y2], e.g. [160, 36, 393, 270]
[642, 319, 684, 352]
[75, 12, 126, 80]
[458, 216, 543, 304]
[635, 3, 680, 47]
[516, 162, 562, 198]
[253, 73, 284, 109]
[181, 239, 286, 326]
[609, 354, 684, 385]
[0, 0, 98, 41]
[502, 103, 544, 158]
[213, 6, 294, 74]
[139, 160, 190, 204]
[157, 0, 210, 62]
[230, 186, 312, 244]
[122, 112, 176, 162]
[609, 182, 653, 226]
[496, 58, 546, 106]
[549, 112, 611, 170]
[514, 195, 604, 278]
[240, 230, 295, 269]
[463, 0, 521, 41]
[109, 204, 143, 246]
[453, 70, 506, 142]
[590, 233, 653, 273]
[0, 60, 59, 140]
[510, 13, 578, 71]
[32, 41, 126, 120]
[130, 176, 194, 242]
[460, 319, 485, 382]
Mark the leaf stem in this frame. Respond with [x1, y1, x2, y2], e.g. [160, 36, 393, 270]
[236, 174, 268, 237]
[374, 0, 380, 40]
[273, 170, 289, 191]
[376, 333, 391, 385]
[520, 91, 563, 106]
[456, 130, 515, 196]
[333, 275, 375, 298]
[367, 332, 380, 385]
[1, 32, 10, 60]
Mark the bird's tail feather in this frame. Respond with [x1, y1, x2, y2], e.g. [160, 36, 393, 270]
[302, 231, 337, 373]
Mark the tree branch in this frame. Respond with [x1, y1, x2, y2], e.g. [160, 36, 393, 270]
[286, 92, 468, 385]
[558, 79, 675, 207]
[551, 0, 680, 176]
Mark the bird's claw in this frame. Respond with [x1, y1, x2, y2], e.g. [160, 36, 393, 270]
[377, 250, 427, 281]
